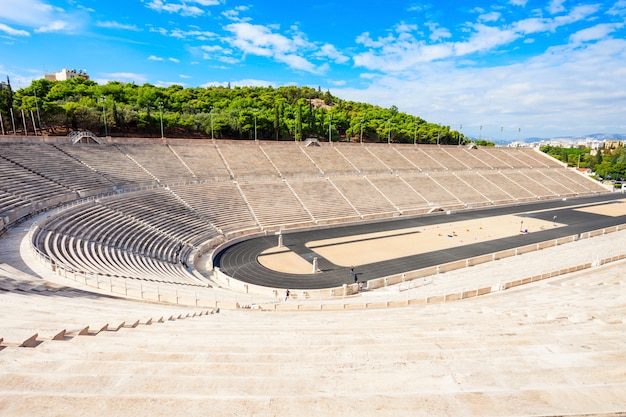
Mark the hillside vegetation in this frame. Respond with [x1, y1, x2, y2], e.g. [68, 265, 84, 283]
[1, 78, 468, 144]
[541, 144, 626, 180]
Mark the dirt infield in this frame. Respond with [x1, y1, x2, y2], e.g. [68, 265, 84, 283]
[259, 214, 562, 273]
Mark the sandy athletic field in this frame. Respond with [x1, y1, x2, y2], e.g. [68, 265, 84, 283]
[258, 199, 626, 274]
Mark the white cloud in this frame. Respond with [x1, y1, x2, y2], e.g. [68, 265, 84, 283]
[169, 57, 180, 63]
[153, 27, 217, 40]
[179, 74, 192, 79]
[148, 55, 164, 61]
[425, 22, 452, 41]
[96, 21, 141, 31]
[223, 22, 325, 73]
[338, 37, 626, 138]
[569, 23, 623, 44]
[607, 1, 626, 16]
[478, 11, 501, 23]
[316, 44, 349, 64]
[509, 0, 528, 6]
[0, 0, 80, 34]
[98, 72, 148, 84]
[0, 0, 62, 27]
[156, 80, 187, 87]
[353, 4, 601, 73]
[0, 23, 30, 37]
[145, 0, 204, 17]
[193, 0, 220, 5]
[35, 20, 68, 33]
[547, 0, 566, 14]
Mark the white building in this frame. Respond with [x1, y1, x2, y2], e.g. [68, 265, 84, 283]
[44, 69, 90, 81]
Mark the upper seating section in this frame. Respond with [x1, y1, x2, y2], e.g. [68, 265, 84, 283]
[56, 143, 156, 187]
[116, 144, 195, 183]
[0, 140, 609, 238]
[218, 142, 280, 179]
[169, 144, 231, 181]
[259, 144, 322, 178]
[1, 143, 114, 197]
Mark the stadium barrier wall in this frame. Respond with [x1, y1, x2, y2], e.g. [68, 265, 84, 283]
[27, 222, 626, 310]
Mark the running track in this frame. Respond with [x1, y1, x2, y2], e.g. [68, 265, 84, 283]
[214, 193, 626, 290]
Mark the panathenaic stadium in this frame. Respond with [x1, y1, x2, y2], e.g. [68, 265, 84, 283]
[1, 136, 625, 417]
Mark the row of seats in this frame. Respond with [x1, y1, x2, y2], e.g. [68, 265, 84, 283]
[1, 142, 604, 231]
[31, 165, 608, 285]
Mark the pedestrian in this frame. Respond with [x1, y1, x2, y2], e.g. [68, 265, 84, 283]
[285, 289, 290, 301]
[350, 266, 356, 283]
[358, 281, 363, 292]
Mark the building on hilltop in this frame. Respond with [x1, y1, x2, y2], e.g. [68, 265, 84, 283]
[0, 76, 11, 90]
[44, 68, 90, 81]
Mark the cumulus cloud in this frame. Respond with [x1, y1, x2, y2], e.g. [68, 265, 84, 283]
[34, 20, 68, 33]
[145, 0, 204, 17]
[96, 21, 141, 31]
[98, 72, 148, 84]
[0, 23, 30, 37]
[223, 22, 326, 73]
[569, 23, 624, 44]
[353, 4, 601, 73]
[338, 37, 626, 138]
[148, 55, 164, 61]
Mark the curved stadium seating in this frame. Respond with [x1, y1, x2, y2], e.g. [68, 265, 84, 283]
[1, 139, 608, 286]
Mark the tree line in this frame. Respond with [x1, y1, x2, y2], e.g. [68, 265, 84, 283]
[541, 144, 626, 181]
[0, 77, 470, 144]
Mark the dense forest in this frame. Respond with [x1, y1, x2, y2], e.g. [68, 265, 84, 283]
[0, 77, 470, 144]
[541, 144, 626, 181]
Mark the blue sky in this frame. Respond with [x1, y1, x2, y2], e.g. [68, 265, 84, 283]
[1, 0, 625, 139]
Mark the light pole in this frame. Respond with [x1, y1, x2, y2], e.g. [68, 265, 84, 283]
[253, 108, 258, 141]
[437, 125, 440, 145]
[328, 114, 332, 143]
[34, 88, 42, 135]
[500, 126, 503, 143]
[459, 124, 462, 146]
[158, 101, 164, 139]
[210, 106, 214, 140]
[479, 125, 483, 141]
[0, 111, 4, 135]
[100, 96, 108, 137]
[9, 108, 16, 135]
[360, 118, 364, 143]
[387, 119, 391, 144]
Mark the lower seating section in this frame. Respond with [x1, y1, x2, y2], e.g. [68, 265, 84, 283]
[429, 172, 491, 206]
[401, 173, 462, 208]
[330, 177, 398, 216]
[238, 180, 313, 227]
[288, 178, 360, 221]
[367, 176, 431, 213]
[169, 182, 258, 233]
[459, 171, 516, 204]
